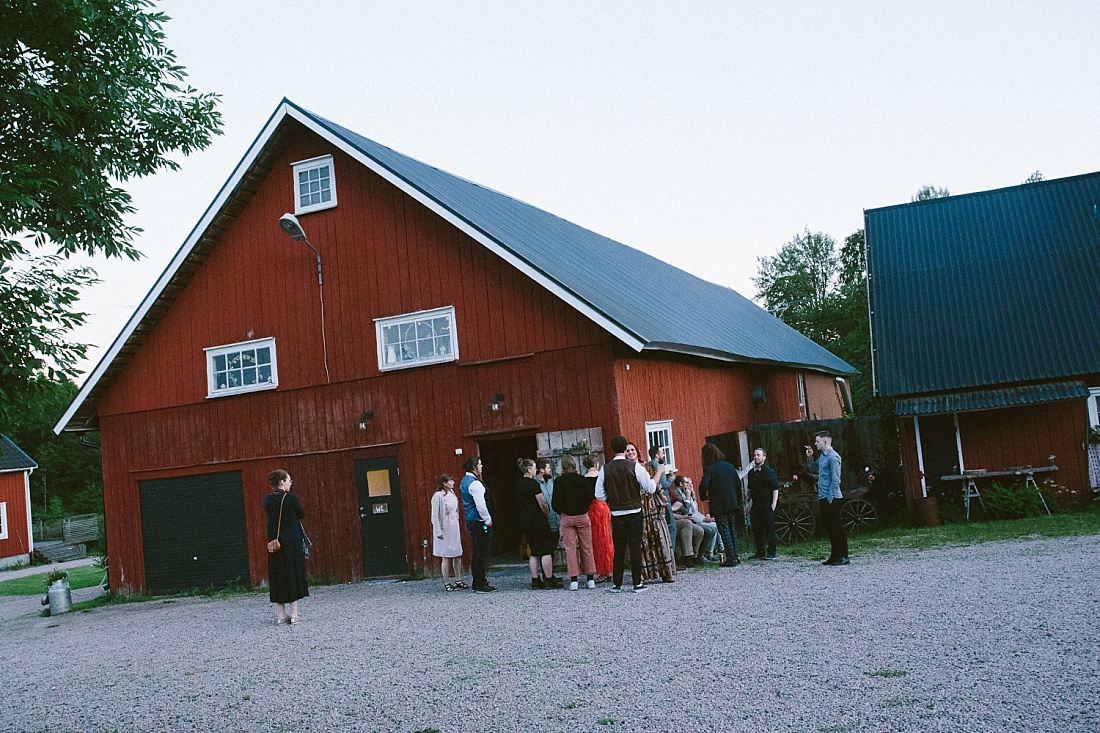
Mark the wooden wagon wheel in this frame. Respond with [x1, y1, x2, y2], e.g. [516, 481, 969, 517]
[841, 497, 878, 534]
[774, 504, 815, 545]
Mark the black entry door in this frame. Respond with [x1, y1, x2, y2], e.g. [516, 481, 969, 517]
[139, 471, 249, 595]
[917, 414, 961, 497]
[355, 457, 407, 577]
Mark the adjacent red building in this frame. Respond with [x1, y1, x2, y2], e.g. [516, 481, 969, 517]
[57, 100, 853, 594]
[866, 172, 1100, 515]
[0, 435, 37, 569]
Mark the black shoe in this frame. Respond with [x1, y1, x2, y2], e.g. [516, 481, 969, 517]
[764, 554, 777, 560]
[720, 558, 740, 567]
[474, 584, 497, 593]
[836, 557, 850, 566]
[750, 554, 766, 560]
[822, 558, 837, 565]
[546, 576, 564, 589]
[531, 577, 545, 590]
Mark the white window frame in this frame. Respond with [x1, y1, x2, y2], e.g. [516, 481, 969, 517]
[645, 420, 676, 471]
[375, 306, 459, 372]
[292, 154, 337, 215]
[205, 337, 279, 399]
[797, 371, 808, 418]
[1088, 388, 1100, 429]
[0, 502, 7, 541]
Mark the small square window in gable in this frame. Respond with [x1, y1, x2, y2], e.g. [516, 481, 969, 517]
[292, 155, 337, 215]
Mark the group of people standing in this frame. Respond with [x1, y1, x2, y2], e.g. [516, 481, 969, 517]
[259, 430, 849, 624]
[430, 429, 849, 596]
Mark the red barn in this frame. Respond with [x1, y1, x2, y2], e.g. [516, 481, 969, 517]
[0, 435, 37, 569]
[56, 100, 854, 594]
[866, 172, 1100, 516]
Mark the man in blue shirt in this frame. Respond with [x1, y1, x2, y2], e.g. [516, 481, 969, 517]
[806, 430, 849, 566]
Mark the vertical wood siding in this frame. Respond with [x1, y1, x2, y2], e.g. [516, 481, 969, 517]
[0, 471, 31, 560]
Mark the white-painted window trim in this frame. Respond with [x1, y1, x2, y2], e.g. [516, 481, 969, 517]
[205, 337, 279, 398]
[292, 154, 337, 214]
[645, 420, 676, 471]
[375, 306, 459, 371]
[1088, 388, 1100, 429]
[797, 371, 808, 418]
[0, 502, 8, 540]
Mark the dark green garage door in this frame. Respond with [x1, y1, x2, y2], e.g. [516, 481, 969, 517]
[139, 471, 250, 595]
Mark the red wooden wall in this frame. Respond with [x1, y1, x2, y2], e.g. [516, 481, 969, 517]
[0, 470, 31, 562]
[897, 399, 1089, 507]
[611, 354, 816, 481]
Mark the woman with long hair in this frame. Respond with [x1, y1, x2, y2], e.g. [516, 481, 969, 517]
[263, 469, 308, 624]
[430, 473, 468, 591]
[627, 442, 675, 583]
[584, 454, 614, 581]
[700, 443, 742, 567]
[516, 458, 563, 589]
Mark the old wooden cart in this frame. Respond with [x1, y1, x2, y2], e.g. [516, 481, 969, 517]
[747, 416, 898, 545]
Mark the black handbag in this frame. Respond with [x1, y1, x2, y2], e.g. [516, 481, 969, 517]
[300, 521, 313, 560]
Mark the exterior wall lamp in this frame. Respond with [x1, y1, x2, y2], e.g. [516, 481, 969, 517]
[358, 410, 375, 430]
[490, 392, 505, 411]
[278, 213, 330, 383]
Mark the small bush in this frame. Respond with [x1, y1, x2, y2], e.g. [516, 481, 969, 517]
[983, 481, 1046, 520]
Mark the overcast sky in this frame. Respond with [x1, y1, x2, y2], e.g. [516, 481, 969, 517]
[65, 1, 1100, 380]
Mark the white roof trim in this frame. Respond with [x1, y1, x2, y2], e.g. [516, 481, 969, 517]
[56, 100, 644, 434]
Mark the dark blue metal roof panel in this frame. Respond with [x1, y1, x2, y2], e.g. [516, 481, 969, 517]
[0, 435, 37, 473]
[295, 103, 855, 375]
[867, 172, 1100, 396]
[894, 381, 1089, 416]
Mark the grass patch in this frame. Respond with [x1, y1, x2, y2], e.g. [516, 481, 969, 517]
[780, 505, 1100, 558]
[865, 669, 908, 678]
[0, 565, 107, 596]
[597, 718, 615, 726]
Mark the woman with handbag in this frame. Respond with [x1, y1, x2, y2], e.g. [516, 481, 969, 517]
[430, 474, 468, 591]
[264, 469, 309, 624]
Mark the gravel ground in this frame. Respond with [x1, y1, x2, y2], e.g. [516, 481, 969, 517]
[2, 535, 1097, 733]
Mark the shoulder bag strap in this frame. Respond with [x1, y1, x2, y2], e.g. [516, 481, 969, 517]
[275, 493, 287, 541]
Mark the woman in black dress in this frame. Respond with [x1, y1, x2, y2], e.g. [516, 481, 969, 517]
[516, 458, 562, 589]
[264, 469, 309, 624]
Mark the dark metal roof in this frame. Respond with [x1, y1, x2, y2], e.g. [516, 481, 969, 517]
[295, 102, 855, 375]
[894, 380, 1089, 416]
[866, 171, 1100, 397]
[0, 435, 37, 473]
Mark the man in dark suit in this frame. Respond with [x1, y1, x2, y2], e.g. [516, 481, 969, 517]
[747, 448, 780, 559]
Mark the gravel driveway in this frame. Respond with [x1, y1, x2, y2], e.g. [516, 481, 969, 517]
[3, 534, 1097, 733]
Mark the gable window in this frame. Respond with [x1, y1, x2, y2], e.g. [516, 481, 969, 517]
[292, 155, 337, 214]
[375, 306, 458, 371]
[645, 420, 676, 470]
[0, 502, 7, 541]
[205, 338, 278, 398]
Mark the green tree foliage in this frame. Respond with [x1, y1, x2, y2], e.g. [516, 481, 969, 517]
[3, 376, 102, 519]
[1023, 171, 1043, 184]
[0, 0, 222, 421]
[912, 184, 950, 201]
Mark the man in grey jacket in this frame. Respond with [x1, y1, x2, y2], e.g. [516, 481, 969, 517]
[806, 430, 849, 566]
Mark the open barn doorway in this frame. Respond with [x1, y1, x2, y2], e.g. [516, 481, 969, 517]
[476, 435, 537, 562]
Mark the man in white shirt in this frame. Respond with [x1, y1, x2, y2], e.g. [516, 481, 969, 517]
[595, 435, 656, 593]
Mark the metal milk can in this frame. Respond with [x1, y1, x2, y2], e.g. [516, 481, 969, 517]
[44, 579, 73, 615]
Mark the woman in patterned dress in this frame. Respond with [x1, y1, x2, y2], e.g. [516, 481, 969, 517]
[627, 442, 676, 583]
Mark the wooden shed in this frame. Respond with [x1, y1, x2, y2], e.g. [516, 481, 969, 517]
[56, 99, 854, 593]
[0, 435, 37, 569]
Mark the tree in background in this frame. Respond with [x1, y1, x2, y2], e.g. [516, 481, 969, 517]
[755, 187, 951, 416]
[0, 0, 222, 427]
[3, 376, 102, 518]
[1024, 171, 1043, 184]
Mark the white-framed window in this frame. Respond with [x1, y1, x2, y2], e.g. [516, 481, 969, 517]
[645, 420, 676, 470]
[205, 337, 278, 398]
[1089, 388, 1100, 429]
[0, 502, 7, 541]
[292, 155, 337, 214]
[797, 371, 808, 418]
[375, 306, 459, 371]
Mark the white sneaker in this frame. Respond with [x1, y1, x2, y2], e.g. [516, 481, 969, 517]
[569, 581, 579, 591]
[586, 579, 596, 589]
